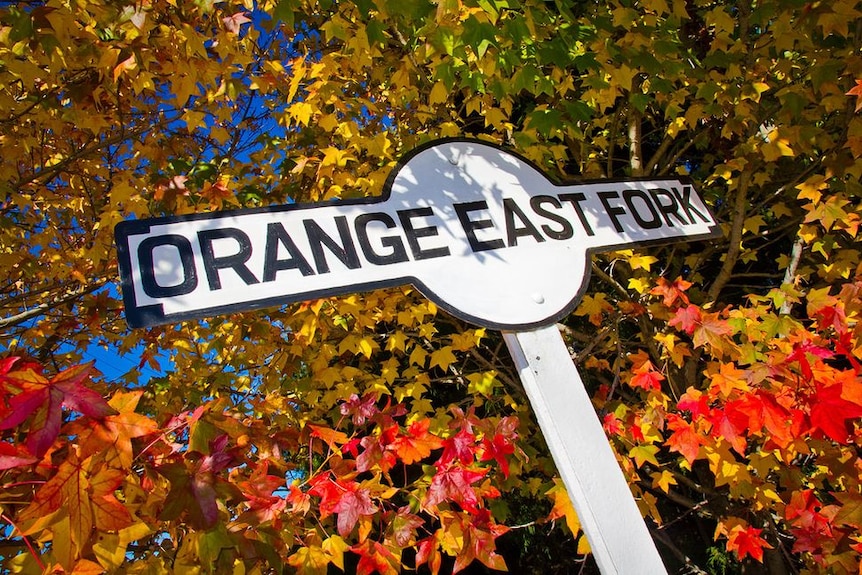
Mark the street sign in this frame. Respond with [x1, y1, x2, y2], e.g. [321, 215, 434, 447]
[116, 139, 718, 330]
[116, 139, 721, 574]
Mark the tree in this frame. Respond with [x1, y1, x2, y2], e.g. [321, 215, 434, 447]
[1, 0, 862, 573]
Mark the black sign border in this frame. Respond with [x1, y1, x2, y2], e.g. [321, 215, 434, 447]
[115, 138, 723, 330]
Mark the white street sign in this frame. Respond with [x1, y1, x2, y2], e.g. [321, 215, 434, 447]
[116, 139, 718, 329]
[116, 139, 721, 574]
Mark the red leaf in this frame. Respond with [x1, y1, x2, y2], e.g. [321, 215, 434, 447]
[725, 524, 772, 562]
[332, 485, 377, 537]
[0, 441, 37, 469]
[809, 383, 862, 443]
[669, 305, 701, 334]
[629, 360, 665, 391]
[478, 432, 515, 478]
[339, 393, 378, 425]
[52, 362, 116, 420]
[424, 463, 488, 510]
[708, 403, 749, 455]
[439, 429, 475, 466]
[0, 362, 116, 458]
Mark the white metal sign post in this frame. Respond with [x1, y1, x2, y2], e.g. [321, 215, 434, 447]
[117, 139, 720, 573]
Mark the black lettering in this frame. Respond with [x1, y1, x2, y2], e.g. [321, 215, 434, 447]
[598, 191, 626, 233]
[649, 189, 688, 226]
[354, 213, 410, 265]
[454, 201, 505, 252]
[623, 190, 662, 230]
[530, 195, 574, 240]
[139, 235, 198, 298]
[397, 207, 451, 260]
[304, 216, 361, 274]
[559, 192, 595, 236]
[503, 198, 545, 246]
[263, 222, 314, 281]
[198, 228, 259, 290]
[671, 186, 709, 223]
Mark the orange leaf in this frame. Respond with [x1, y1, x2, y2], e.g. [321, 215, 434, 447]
[846, 79, 862, 112]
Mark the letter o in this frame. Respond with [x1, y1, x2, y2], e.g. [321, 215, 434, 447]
[138, 235, 198, 298]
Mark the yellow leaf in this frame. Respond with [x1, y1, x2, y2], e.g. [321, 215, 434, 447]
[546, 478, 581, 536]
[356, 336, 376, 359]
[628, 277, 650, 294]
[287, 546, 330, 575]
[760, 129, 794, 161]
[323, 536, 349, 571]
[629, 254, 658, 271]
[287, 57, 305, 102]
[796, 173, 830, 203]
[429, 346, 457, 370]
[409, 346, 427, 367]
[288, 101, 313, 126]
[467, 371, 498, 396]
[629, 444, 660, 468]
[386, 331, 408, 352]
[429, 81, 450, 105]
[93, 533, 125, 570]
[318, 113, 339, 132]
[651, 470, 678, 494]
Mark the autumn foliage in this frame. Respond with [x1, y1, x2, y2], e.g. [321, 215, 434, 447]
[2, 0, 862, 573]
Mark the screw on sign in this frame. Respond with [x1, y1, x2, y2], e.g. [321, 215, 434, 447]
[116, 139, 721, 574]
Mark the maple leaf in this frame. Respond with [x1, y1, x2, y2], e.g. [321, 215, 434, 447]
[390, 419, 443, 464]
[650, 276, 692, 307]
[75, 390, 158, 469]
[339, 393, 378, 425]
[708, 362, 750, 398]
[416, 537, 443, 575]
[308, 424, 350, 451]
[708, 404, 749, 455]
[18, 453, 132, 555]
[356, 426, 398, 473]
[546, 478, 581, 535]
[692, 311, 736, 357]
[0, 440, 37, 469]
[332, 484, 377, 537]
[809, 382, 862, 443]
[735, 391, 799, 448]
[442, 509, 508, 574]
[353, 540, 401, 575]
[629, 360, 665, 391]
[478, 431, 516, 478]
[237, 462, 287, 523]
[574, 293, 614, 325]
[665, 414, 705, 464]
[668, 305, 701, 334]
[389, 506, 425, 547]
[0, 362, 117, 458]
[723, 523, 772, 562]
[677, 387, 710, 418]
[222, 11, 252, 34]
[847, 79, 862, 112]
[439, 428, 476, 466]
[287, 546, 331, 575]
[424, 463, 488, 510]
